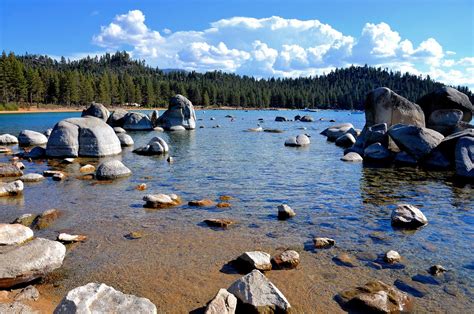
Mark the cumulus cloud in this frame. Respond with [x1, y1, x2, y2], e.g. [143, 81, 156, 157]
[91, 10, 473, 90]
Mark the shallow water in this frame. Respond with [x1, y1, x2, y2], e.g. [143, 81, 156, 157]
[0, 110, 473, 312]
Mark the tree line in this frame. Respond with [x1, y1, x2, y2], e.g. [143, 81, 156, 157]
[0, 51, 472, 110]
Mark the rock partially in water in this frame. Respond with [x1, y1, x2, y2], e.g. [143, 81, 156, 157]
[96, 160, 132, 180]
[136, 183, 147, 191]
[271, 250, 300, 270]
[333, 253, 358, 267]
[52, 172, 66, 181]
[134, 137, 169, 155]
[391, 204, 428, 229]
[189, 199, 215, 207]
[0, 164, 23, 177]
[284, 134, 310, 147]
[326, 125, 357, 142]
[227, 270, 291, 313]
[364, 123, 388, 148]
[143, 193, 181, 208]
[321, 123, 353, 136]
[384, 250, 401, 264]
[216, 202, 231, 208]
[18, 130, 48, 146]
[423, 149, 451, 169]
[32, 209, 60, 230]
[113, 126, 126, 134]
[313, 237, 335, 249]
[237, 251, 272, 272]
[107, 109, 129, 127]
[364, 143, 392, 161]
[24, 146, 46, 159]
[247, 127, 263, 132]
[169, 125, 186, 131]
[455, 136, 473, 179]
[275, 116, 287, 122]
[336, 280, 414, 313]
[44, 128, 53, 138]
[79, 164, 95, 173]
[156, 94, 196, 130]
[46, 117, 121, 157]
[335, 133, 356, 148]
[20, 173, 45, 182]
[204, 218, 234, 228]
[0, 180, 23, 197]
[125, 231, 143, 240]
[12, 214, 36, 227]
[117, 133, 134, 147]
[54, 282, 157, 314]
[277, 204, 295, 220]
[81, 103, 110, 121]
[394, 151, 417, 166]
[43, 170, 64, 177]
[300, 115, 314, 122]
[428, 265, 447, 276]
[57, 233, 87, 243]
[0, 134, 18, 145]
[0, 146, 12, 154]
[388, 124, 444, 160]
[341, 152, 363, 162]
[123, 112, 154, 130]
[0, 238, 66, 288]
[264, 128, 284, 133]
[205, 288, 237, 314]
[0, 224, 34, 245]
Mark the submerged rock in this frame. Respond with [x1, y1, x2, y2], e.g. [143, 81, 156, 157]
[227, 270, 291, 313]
[271, 250, 300, 269]
[96, 160, 131, 180]
[81, 103, 110, 121]
[143, 193, 181, 208]
[32, 209, 60, 230]
[189, 199, 215, 207]
[205, 288, 237, 314]
[18, 130, 48, 146]
[46, 117, 121, 157]
[0, 134, 18, 145]
[12, 214, 36, 227]
[15, 285, 40, 301]
[0, 180, 23, 197]
[204, 219, 234, 228]
[54, 282, 157, 314]
[313, 237, 335, 249]
[0, 224, 34, 245]
[0, 238, 66, 288]
[336, 280, 414, 313]
[391, 204, 428, 229]
[284, 134, 310, 147]
[237, 251, 272, 271]
[428, 265, 447, 276]
[156, 94, 197, 130]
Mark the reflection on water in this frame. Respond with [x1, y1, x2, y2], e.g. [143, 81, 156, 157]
[0, 109, 473, 308]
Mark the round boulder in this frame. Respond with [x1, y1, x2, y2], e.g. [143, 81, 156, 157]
[0, 134, 18, 145]
[81, 103, 110, 121]
[117, 133, 134, 147]
[123, 112, 153, 130]
[18, 130, 48, 146]
[0, 180, 23, 197]
[391, 204, 428, 229]
[96, 160, 131, 180]
[156, 94, 197, 130]
[284, 134, 310, 147]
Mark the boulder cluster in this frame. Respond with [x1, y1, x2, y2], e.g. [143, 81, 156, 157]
[324, 87, 473, 180]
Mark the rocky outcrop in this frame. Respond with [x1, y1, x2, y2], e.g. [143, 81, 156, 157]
[205, 289, 237, 314]
[54, 282, 157, 314]
[455, 136, 473, 179]
[96, 160, 131, 180]
[336, 280, 413, 313]
[0, 224, 33, 245]
[388, 124, 444, 160]
[46, 117, 121, 157]
[18, 130, 48, 146]
[133, 137, 169, 155]
[81, 103, 110, 121]
[417, 86, 474, 123]
[0, 180, 23, 197]
[0, 134, 18, 145]
[227, 270, 291, 313]
[123, 112, 154, 130]
[0, 238, 66, 288]
[284, 134, 310, 147]
[391, 204, 428, 228]
[156, 95, 196, 130]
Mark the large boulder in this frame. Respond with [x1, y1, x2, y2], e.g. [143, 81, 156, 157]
[417, 86, 474, 123]
[388, 124, 444, 160]
[81, 103, 110, 121]
[364, 143, 392, 161]
[133, 137, 169, 155]
[0, 180, 23, 197]
[227, 270, 291, 313]
[284, 134, 310, 147]
[0, 238, 66, 288]
[96, 160, 131, 180]
[0, 224, 33, 245]
[157, 95, 196, 130]
[46, 117, 121, 157]
[427, 109, 464, 135]
[437, 128, 474, 159]
[336, 280, 414, 313]
[54, 282, 157, 314]
[335, 133, 356, 148]
[123, 112, 154, 130]
[0, 134, 18, 145]
[18, 130, 48, 146]
[455, 136, 473, 179]
[364, 87, 425, 128]
[107, 109, 129, 127]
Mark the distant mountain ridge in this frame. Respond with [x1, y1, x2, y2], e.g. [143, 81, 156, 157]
[1, 50, 472, 109]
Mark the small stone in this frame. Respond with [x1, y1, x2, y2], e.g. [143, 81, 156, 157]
[219, 195, 233, 201]
[0, 146, 12, 154]
[204, 219, 234, 228]
[391, 204, 428, 229]
[14, 162, 25, 170]
[0, 180, 23, 197]
[80, 164, 95, 173]
[334, 253, 358, 267]
[12, 214, 36, 227]
[117, 133, 134, 146]
[205, 288, 237, 314]
[189, 199, 215, 207]
[125, 231, 143, 239]
[237, 251, 272, 271]
[136, 183, 147, 191]
[32, 209, 60, 230]
[216, 202, 231, 208]
[167, 156, 174, 163]
[384, 250, 401, 264]
[0, 224, 34, 245]
[271, 250, 300, 269]
[341, 152, 363, 162]
[62, 158, 75, 164]
[428, 265, 447, 276]
[14, 285, 40, 301]
[20, 173, 45, 182]
[52, 172, 66, 181]
[57, 233, 87, 243]
[277, 204, 296, 220]
[313, 237, 335, 249]
[43, 170, 63, 177]
[0, 164, 23, 177]
[143, 193, 181, 208]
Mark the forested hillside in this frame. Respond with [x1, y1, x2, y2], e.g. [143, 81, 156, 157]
[1, 51, 472, 109]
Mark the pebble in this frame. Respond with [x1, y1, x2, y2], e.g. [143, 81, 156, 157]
[204, 218, 234, 228]
[384, 250, 401, 264]
[313, 237, 335, 249]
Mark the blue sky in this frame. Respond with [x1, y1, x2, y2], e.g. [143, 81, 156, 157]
[1, 0, 473, 88]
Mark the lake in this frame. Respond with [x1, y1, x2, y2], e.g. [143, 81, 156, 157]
[0, 109, 473, 312]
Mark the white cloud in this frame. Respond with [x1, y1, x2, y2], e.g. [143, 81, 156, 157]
[91, 10, 473, 90]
